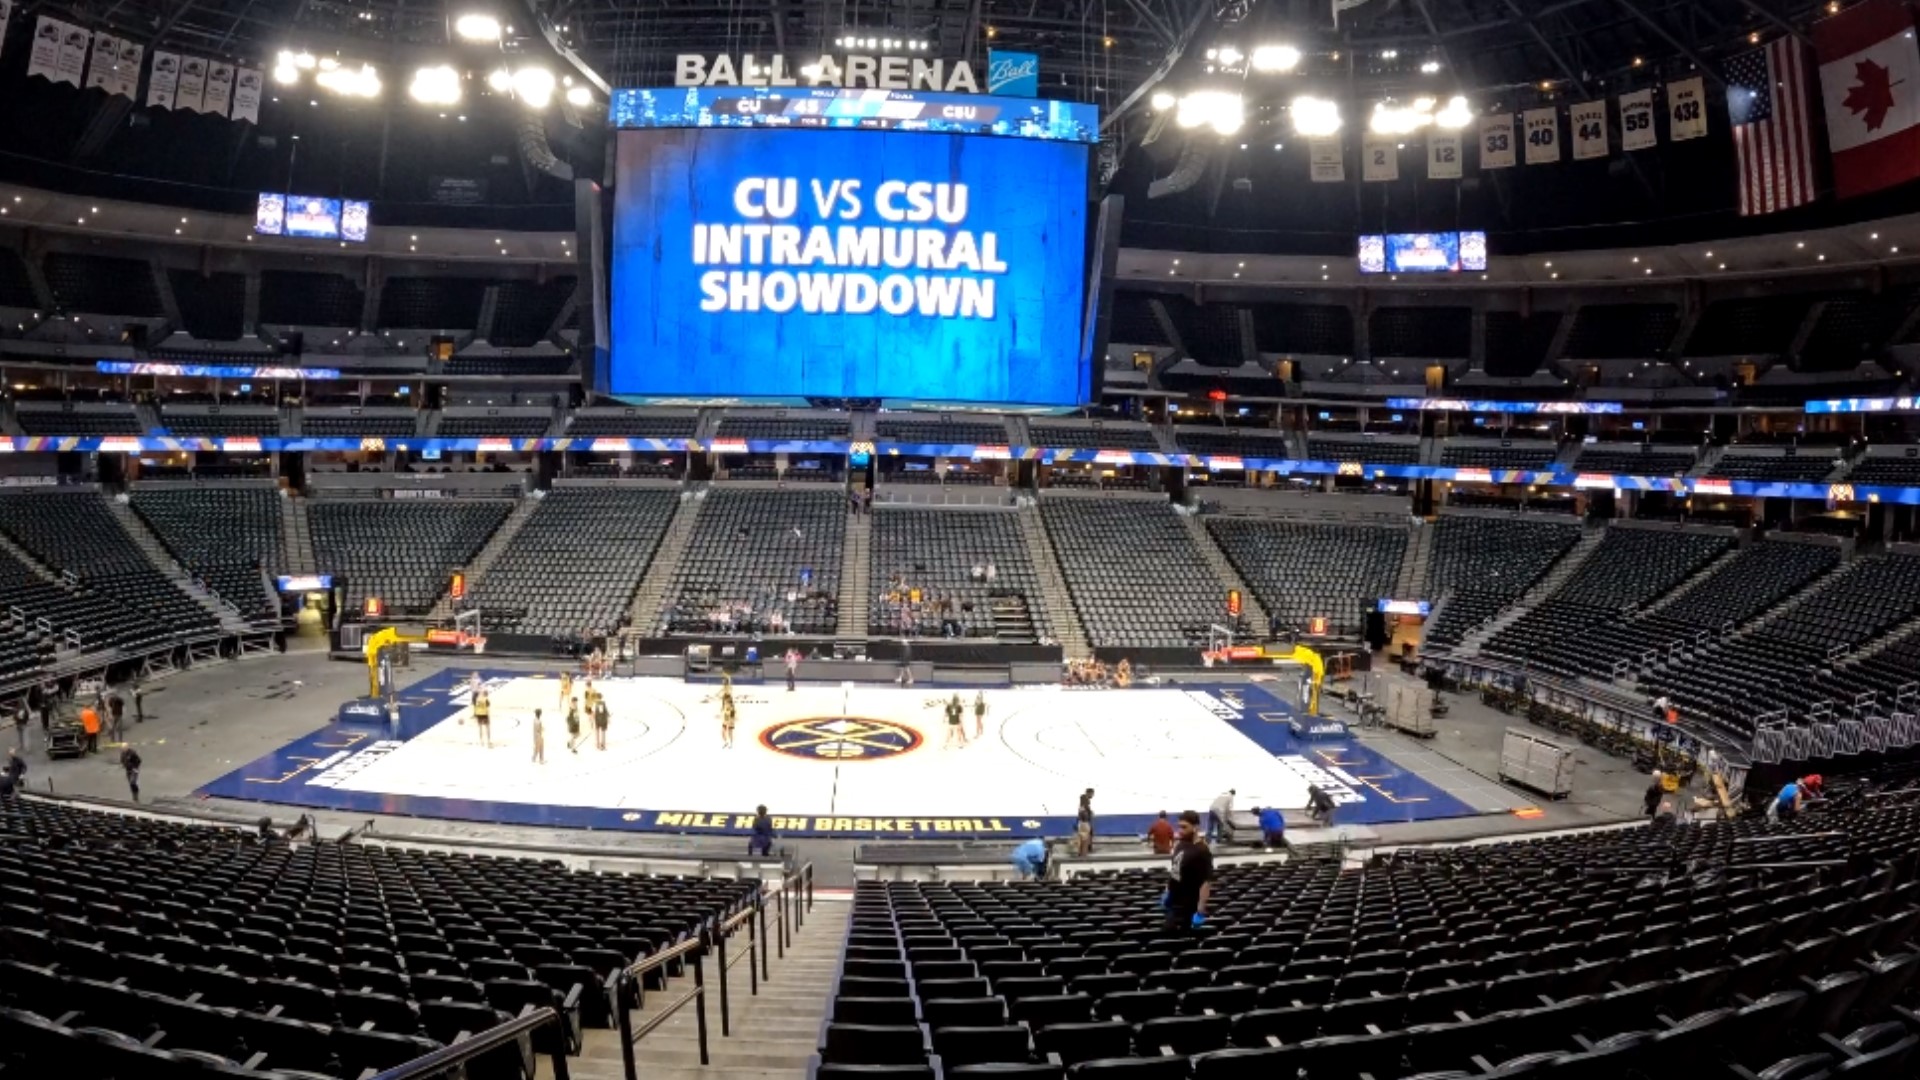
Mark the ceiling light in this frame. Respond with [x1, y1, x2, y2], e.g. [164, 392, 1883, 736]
[1749, 31, 1761, 43]
[273, 62, 299, 85]
[511, 66, 555, 108]
[1719, 263, 1728, 269]
[1176, 90, 1244, 135]
[409, 65, 461, 105]
[292, 51, 316, 70]
[1216, 46, 1244, 66]
[565, 85, 592, 107]
[316, 63, 381, 98]
[1434, 96, 1474, 129]
[1250, 44, 1301, 72]
[486, 68, 512, 92]
[1796, 241, 1805, 248]
[1818, 254, 1827, 261]
[1631, 256, 1639, 263]
[1381, 49, 1399, 60]
[1420, 60, 1441, 74]
[1632, 57, 1644, 67]
[1871, 232, 1880, 240]
[454, 13, 502, 41]
[1645, 268, 1653, 275]
[1290, 95, 1341, 136]
[1151, 91, 1175, 111]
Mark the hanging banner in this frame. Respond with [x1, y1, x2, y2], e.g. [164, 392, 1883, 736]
[203, 60, 234, 117]
[1308, 134, 1345, 182]
[1667, 76, 1707, 140]
[1427, 131, 1463, 178]
[55, 19, 90, 86]
[1523, 107, 1561, 164]
[1570, 100, 1609, 159]
[1480, 113, 1516, 168]
[147, 51, 180, 109]
[27, 17, 65, 83]
[111, 38, 143, 99]
[85, 32, 118, 92]
[231, 66, 262, 123]
[1620, 88, 1656, 150]
[1361, 131, 1398, 181]
[0, 2, 12, 63]
[175, 54, 207, 112]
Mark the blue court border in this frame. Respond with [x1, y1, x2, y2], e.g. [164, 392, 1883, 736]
[195, 670, 1488, 838]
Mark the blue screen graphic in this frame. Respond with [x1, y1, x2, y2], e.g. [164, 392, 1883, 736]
[609, 127, 1091, 405]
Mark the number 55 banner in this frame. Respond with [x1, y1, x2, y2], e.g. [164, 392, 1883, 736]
[1619, 88, 1657, 150]
[1668, 76, 1707, 140]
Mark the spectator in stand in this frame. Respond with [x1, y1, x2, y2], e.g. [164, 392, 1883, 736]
[1769, 777, 1804, 821]
[11, 706, 26, 753]
[1257, 806, 1286, 849]
[1147, 811, 1174, 855]
[749, 805, 775, 858]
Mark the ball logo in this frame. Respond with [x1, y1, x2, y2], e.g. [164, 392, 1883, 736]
[1828, 484, 1856, 504]
[761, 717, 921, 760]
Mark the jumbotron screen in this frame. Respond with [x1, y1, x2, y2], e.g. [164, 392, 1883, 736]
[608, 125, 1092, 405]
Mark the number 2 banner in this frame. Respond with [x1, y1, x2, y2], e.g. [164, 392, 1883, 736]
[1523, 107, 1561, 164]
[1570, 100, 1609, 159]
[1480, 113, 1516, 168]
[1667, 76, 1707, 141]
[1619, 88, 1656, 150]
[1362, 131, 1398, 181]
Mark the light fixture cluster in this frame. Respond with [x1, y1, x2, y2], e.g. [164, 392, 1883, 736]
[834, 36, 931, 50]
[273, 51, 382, 98]
[1205, 42, 1303, 73]
[1368, 96, 1474, 135]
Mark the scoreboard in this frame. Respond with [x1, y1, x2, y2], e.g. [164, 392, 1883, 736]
[609, 86, 1099, 143]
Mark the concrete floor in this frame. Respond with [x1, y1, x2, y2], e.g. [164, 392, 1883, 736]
[13, 651, 1651, 886]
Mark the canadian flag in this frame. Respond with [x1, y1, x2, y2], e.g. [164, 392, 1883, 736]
[1816, 0, 1920, 198]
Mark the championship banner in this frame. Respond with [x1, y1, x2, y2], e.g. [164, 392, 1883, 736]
[1308, 134, 1345, 181]
[27, 17, 65, 83]
[1361, 131, 1398, 181]
[1571, 100, 1609, 159]
[1480, 113, 1516, 168]
[1668, 76, 1707, 140]
[231, 66, 262, 123]
[203, 61, 234, 117]
[0, 2, 12, 62]
[84, 32, 117, 92]
[1427, 131, 1462, 178]
[1523, 107, 1561, 164]
[1620, 88, 1657, 150]
[146, 51, 180, 109]
[175, 54, 207, 112]
[55, 19, 89, 86]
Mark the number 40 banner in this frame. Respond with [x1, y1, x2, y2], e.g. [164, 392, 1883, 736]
[1571, 100, 1609, 160]
[1523, 107, 1560, 164]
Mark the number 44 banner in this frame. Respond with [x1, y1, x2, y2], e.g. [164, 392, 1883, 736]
[1571, 100, 1609, 159]
[1523, 107, 1560, 164]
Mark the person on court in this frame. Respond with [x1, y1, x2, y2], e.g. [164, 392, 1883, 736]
[721, 690, 737, 748]
[943, 693, 966, 748]
[531, 708, 546, 764]
[565, 697, 583, 754]
[558, 670, 573, 707]
[473, 688, 492, 748]
[973, 690, 988, 740]
[593, 695, 610, 750]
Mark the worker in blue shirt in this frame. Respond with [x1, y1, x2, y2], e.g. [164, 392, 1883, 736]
[1011, 838, 1047, 880]
[1257, 806, 1286, 849]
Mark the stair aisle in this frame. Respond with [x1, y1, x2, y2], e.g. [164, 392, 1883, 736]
[1017, 502, 1090, 657]
[427, 494, 540, 621]
[104, 496, 249, 633]
[283, 493, 317, 574]
[1179, 510, 1271, 637]
[629, 490, 704, 633]
[573, 893, 850, 1080]
[1453, 524, 1606, 656]
[837, 509, 871, 638]
[1397, 517, 1435, 599]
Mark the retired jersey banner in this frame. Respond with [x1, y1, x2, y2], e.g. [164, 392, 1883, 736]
[84, 31, 117, 92]
[146, 51, 180, 108]
[55, 19, 89, 86]
[1668, 76, 1708, 140]
[1427, 131, 1463, 178]
[1361, 131, 1398, 181]
[0, 2, 12, 62]
[1480, 113, 1516, 168]
[1571, 100, 1609, 159]
[175, 54, 207, 112]
[1620, 88, 1657, 149]
[1523, 107, 1561, 164]
[203, 61, 234, 117]
[84, 33, 140, 99]
[1308, 134, 1345, 182]
[231, 66, 263, 123]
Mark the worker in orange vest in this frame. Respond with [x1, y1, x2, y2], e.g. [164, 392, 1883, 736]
[78, 703, 101, 754]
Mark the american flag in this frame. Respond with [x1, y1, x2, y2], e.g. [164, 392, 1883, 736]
[1726, 38, 1817, 216]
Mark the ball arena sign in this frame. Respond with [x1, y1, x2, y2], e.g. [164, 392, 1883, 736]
[674, 53, 983, 93]
[760, 716, 923, 760]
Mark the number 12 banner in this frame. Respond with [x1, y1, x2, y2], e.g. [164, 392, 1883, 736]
[1571, 100, 1609, 159]
[1428, 131, 1462, 178]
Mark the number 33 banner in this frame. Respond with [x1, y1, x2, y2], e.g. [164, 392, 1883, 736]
[1668, 76, 1708, 140]
[1523, 107, 1560, 164]
[1480, 113, 1516, 168]
[1571, 100, 1609, 159]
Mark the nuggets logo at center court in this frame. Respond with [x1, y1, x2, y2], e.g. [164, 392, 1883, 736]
[761, 717, 922, 760]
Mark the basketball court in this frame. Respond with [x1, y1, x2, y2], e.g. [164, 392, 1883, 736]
[198, 669, 1520, 837]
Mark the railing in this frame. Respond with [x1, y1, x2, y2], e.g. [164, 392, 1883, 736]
[368, 1003, 571, 1080]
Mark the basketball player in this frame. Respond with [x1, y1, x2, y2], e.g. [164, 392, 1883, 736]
[558, 670, 573, 707]
[721, 691, 737, 749]
[565, 697, 583, 754]
[973, 690, 987, 740]
[593, 695, 610, 750]
[944, 693, 965, 749]
[473, 688, 492, 748]
[531, 708, 546, 764]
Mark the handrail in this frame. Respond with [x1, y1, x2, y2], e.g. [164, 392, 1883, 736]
[368, 1003, 569, 1080]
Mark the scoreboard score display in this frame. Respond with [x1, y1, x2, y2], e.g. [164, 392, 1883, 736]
[606, 87, 1096, 407]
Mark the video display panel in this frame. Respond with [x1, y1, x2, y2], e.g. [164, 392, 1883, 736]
[1358, 231, 1488, 274]
[609, 126, 1091, 405]
[285, 196, 343, 239]
[256, 193, 369, 242]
